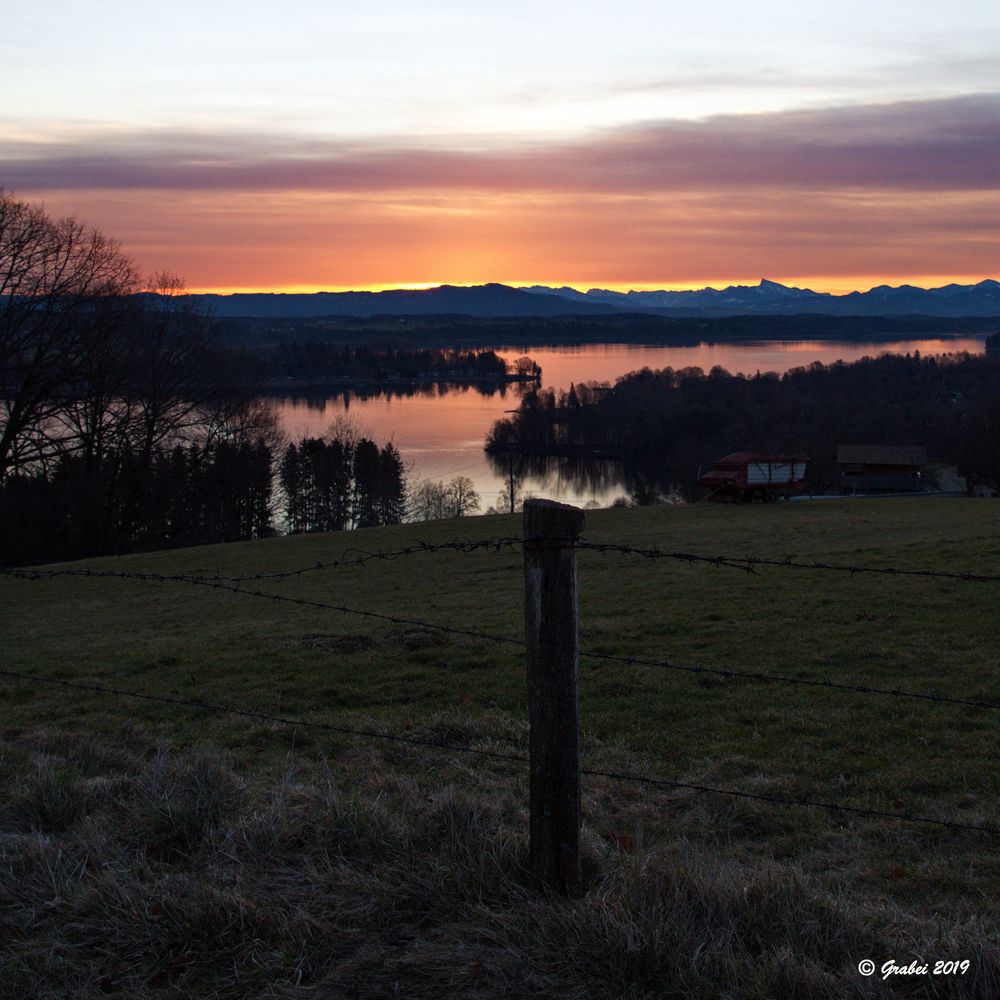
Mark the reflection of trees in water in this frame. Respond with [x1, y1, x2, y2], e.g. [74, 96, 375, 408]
[487, 452, 624, 497]
[620, 462, 695, 504]
[486, 451, 694, 504]
[263, 380, 513, 411]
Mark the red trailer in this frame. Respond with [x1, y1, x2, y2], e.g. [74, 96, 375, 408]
[698, 452, 808, 502]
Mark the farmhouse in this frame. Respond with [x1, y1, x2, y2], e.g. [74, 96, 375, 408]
[837, 445, 927, 494]
[698, 452, 808, 502]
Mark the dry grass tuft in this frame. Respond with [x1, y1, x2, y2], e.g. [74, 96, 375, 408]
[2, 732, 999, 999]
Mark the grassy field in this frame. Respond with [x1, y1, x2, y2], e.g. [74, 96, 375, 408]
[4, 498, 1000, 997]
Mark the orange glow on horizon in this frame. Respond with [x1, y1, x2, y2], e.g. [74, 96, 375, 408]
[22, 187, 998, 302]
[184, 274, 996, 297]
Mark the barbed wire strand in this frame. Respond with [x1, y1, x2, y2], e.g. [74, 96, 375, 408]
[576, 540, 1000, 584]
[579, 765, 1000, 835]
[7, 531, 996, 598]
[0, 564, 526, 648]
[4, 564, 999, 712]
[577, 647, 1000, 712]
[2, 667, 996, 836]
[577, 542, 781, 573]
[208, 536, 523, 583]
[12, 531, 999, 590]
[0, 668, 525, 764]
[0, 537, 522, 587]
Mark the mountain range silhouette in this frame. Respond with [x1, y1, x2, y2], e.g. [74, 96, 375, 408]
[178, 278, 1000, 319]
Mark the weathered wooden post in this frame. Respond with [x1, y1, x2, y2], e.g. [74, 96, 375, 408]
[523, 498, 585, 896]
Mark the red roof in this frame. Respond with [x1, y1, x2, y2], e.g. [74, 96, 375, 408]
[711, 452, 808, 466]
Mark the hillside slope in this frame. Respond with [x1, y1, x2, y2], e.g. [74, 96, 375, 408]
[3, 499, 1000, 996]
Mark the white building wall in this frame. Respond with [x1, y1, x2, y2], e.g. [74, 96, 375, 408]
[747, 462, 793, 484]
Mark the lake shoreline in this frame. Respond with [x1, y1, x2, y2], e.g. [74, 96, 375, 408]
[268, 335, 989, 510]
[256, 372, 540, 393]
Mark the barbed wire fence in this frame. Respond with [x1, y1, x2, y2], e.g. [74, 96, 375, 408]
[2, 667, 995, 838]
[575, 539, 1000, 583]
[3, 508, 1000, 891]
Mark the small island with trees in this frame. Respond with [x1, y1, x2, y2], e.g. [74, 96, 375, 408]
[252, 342, 542, 391]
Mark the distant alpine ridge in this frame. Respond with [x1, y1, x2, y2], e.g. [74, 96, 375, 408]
[181, 278, 1000, 319]
[520, 278, 1000, 318]
[183, 283, 617, 319]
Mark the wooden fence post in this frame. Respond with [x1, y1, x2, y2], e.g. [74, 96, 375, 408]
[523, 498, 585, 896]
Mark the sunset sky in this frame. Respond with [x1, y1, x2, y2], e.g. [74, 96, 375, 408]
[4, 1, 998, 293]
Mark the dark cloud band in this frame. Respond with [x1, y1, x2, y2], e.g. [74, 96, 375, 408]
[3, 94, 998, 194]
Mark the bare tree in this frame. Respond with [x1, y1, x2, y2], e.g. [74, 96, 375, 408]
[121, 273, 227, 467]
[408, 479, 448, 521]
[510, 355, 541, 380]
[0, 191, 138, 478]
[0, 196, 285, 559]
[444, 475, 481, 517]
[486, 483, 526, 515]
[406, 475, 482, 521]
[208, 396, 285, 453]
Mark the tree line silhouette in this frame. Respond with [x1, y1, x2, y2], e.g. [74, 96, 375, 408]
[279, 430, 405, 533]
[3, 441, 276, 564]
[215, 312, 996, 350]
[260, 343, 523, 382]
[0, 192, 408, 565]
[486, 352, 1000, 499]
[2, 418, 410, 566]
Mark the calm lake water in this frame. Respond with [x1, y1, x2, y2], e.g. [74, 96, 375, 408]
[270, 338, 985, 509]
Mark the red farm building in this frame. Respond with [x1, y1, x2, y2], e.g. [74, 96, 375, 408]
[698, 452, 808, 502]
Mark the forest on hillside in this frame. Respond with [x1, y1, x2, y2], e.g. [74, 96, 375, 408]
[214, 312, 1000, 351]
[486, 352, 1000, 499]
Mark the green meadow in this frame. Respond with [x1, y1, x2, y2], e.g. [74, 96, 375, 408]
[4, 497, 1000, 997]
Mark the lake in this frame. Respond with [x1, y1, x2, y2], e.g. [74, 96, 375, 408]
[269, 337, 985, 509]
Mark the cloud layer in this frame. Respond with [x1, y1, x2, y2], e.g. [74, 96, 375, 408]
[3, 95, 997, 289]
[5, 95, 998, 194]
